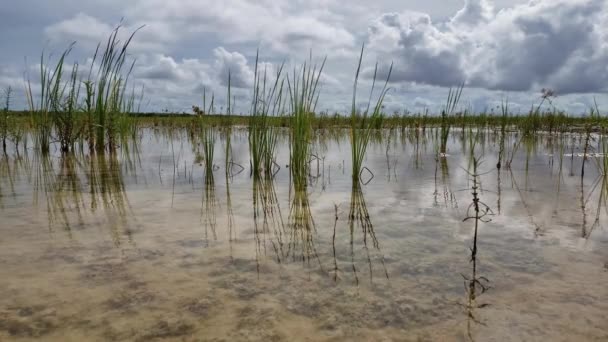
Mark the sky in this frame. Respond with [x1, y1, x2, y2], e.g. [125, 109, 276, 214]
[0, 0, 607, 115]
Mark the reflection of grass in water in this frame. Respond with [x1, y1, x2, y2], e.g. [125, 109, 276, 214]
[0, 148, 30, 207]
[191, 115, 216, 178]
[0, 153, 13, 204]
[433, 155, 457, 208]
[288, 186, 321, 268]
[120, 128, 143, 179]
[346, 183, 388, 285]
[509, 169, 543, 236]
[225, 167, 236, 258]
[583, 132, 608, 238]
[250, 169, 323, 274]
[30, 151, 132, 244]
[86, 153, 132, 245]
[49, 155, 86, 237]
[222, 122, 239, 257]
[201, 168, 218, 246]
[252, 174, 286, 271]
[193, 119, 218, 236]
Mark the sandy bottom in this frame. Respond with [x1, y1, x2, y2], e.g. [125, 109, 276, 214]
[0, 185, 607, 342]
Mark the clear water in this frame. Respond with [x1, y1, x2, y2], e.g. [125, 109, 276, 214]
[0, 128, 606, 341]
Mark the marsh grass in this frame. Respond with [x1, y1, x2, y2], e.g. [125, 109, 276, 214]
[287, 54, 326, 192]
[249, 51, 285, 178]
[350, 45, 392, 183]
[201, 125, 215, 176]
[223, 70, 236, 177]
[440, 84, 464, 156]
[1, 87, 12, 152]
[24, 26, 140, 155]
[581, 104, 600, 179]
[87, 26, 141, 152]
[585, 112, 608, 238]
[496, 100, 509, 169]
[26, 45, 74, 154]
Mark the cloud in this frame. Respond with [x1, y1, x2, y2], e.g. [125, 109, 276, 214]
[124, 0, 356, 55]
[367, 0, 608, 94]
[450, 0, 493, 28]
[213, 47, 254, 88]
[413, 97, 433, 108]
[3, 0, 607, 114]
[44, 13, 114, 45]
[367, 11, 466, 86]
[44, 13, 176, 52]
[130, 49, 267, 112]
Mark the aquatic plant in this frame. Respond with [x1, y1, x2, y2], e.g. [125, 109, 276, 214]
[201, 160, 218, 246]
[249, 51, 285, 178]
[439, 84, 464, 156]
[461, 133, 492, 339]
[24, 25, 141, 154]
[85, 25, 141, 152]
[26, 45, 74, 154]
[1, 87, 11, 152]
[350, 45, 392, 183]
[581, 104, 599, 179]
[224, 70, 234, 176]
[496, 99, 509, 169]
[287, 53, 326, 191]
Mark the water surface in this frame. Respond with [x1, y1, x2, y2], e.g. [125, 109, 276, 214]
[0, 128, 607, 341]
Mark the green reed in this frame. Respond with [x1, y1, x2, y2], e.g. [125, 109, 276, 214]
[224, 70, 233, 176]
[439, 84, 464, 155]
[581, 103, 599, 179]
[350, 45, 392, 183]
[26, 45, 74, 154]
[496, 100, 509, 169]
[249, 51, 285, 177]
[24, 26, 140, 154]
[55, 62, 82, 152]
[192, 85, 217, 176]
[287, 53, 326, 191]
[1, 87, 11, 152]
[85, 25, 141, 152]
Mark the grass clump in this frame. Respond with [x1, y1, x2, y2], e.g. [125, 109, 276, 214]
[86, 26, 141, 152]
[350, 45, 392, 184]
[287, 53, 326, 191]
[1, 87, 11, 153]
[249, 51, 285, 178]
[25, 25, 141, 155]
[439, 84, 463, 156]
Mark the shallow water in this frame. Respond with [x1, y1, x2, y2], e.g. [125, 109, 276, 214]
[0, 128, 607, 341]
